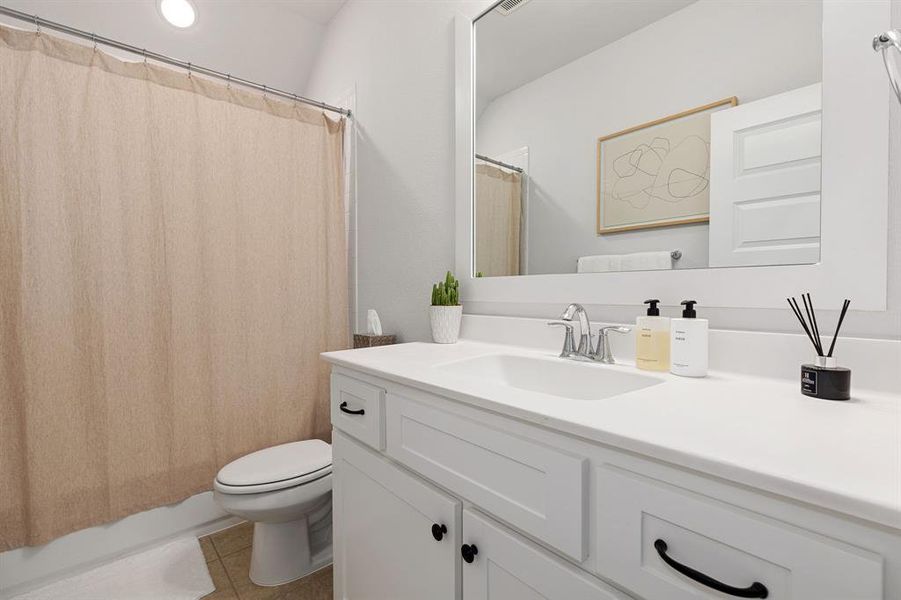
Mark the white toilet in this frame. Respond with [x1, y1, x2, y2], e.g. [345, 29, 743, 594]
[213, 439, 333, 586]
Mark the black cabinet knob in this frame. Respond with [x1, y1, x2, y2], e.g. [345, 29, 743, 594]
[431, 523, 447, 541]
[461, 543, 479, 564]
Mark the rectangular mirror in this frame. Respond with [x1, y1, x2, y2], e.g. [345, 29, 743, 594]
[474, 0, 823, 277]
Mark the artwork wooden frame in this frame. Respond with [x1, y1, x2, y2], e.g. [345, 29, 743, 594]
[596, 97, 738, 234]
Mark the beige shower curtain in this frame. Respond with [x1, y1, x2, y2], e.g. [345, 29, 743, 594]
[0, 26, 348, 550]
[475, 163, 522, 277]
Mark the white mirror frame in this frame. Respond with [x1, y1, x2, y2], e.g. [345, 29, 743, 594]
[455, 1, 890, 311]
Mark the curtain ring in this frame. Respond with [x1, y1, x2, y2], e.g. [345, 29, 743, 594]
[142, 48, 147, 64]
[292, 93, 298, 106]
[226, 74, 231, 89]
[33, 14, 40, 36]
[262, 84, 267, 98]
[91, 33, 98, 51]
[187, 62, 192, 78]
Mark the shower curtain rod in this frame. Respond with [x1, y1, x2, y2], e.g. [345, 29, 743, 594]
[476, 153, 523, 173]
[0, 5, 352, 117]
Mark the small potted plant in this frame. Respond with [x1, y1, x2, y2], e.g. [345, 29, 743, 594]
[430, 271, 463, 344]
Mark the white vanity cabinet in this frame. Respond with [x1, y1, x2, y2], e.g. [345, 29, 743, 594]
[329, 369, 897, 600]
[332, 428, 626, 600]
[332, 430, 460, 600]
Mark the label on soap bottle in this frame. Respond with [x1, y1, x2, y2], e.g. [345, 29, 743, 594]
[636, 327, 670, 371]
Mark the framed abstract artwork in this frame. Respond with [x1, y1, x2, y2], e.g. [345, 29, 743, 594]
[596, 97, 737, 234]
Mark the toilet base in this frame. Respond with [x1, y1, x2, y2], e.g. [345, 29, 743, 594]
[248, 513, 333, 587]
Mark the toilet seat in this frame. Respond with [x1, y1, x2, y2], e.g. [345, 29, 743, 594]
[215, 439, 332, 495]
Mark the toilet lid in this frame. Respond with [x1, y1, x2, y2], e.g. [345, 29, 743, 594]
[216, 439, 331, 488]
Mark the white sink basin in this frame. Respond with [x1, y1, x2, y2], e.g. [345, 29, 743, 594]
[436, 354, 661, 401]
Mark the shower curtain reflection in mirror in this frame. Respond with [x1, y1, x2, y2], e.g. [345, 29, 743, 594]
[474, 162, 523, 277]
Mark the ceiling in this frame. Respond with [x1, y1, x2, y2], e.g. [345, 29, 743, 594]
[280, 0, 347, 25]
[0, 0, 348, 93]
[476, 0, 696, 115]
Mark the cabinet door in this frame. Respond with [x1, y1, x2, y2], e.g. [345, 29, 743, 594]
[461, 509, 630, 600]
[333, 431, 461, 600]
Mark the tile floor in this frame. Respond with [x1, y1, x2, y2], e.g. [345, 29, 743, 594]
[200, 522, 333, 600]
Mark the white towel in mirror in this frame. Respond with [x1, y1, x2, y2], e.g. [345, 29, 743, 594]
[577, 251, 672, 273]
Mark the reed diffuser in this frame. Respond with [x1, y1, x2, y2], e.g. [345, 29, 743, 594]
[787, 294, 851, 400]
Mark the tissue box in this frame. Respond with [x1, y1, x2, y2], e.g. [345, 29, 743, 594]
[353, 334, 397, 349]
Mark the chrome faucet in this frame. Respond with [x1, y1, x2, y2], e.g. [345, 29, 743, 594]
[560, 303, 592, 355]
[547, 304, 631, 364]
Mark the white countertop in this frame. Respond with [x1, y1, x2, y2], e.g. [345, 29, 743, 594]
[322, 340, 901, 531]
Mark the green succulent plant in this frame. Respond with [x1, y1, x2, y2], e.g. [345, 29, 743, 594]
[430, 271, 461, 306]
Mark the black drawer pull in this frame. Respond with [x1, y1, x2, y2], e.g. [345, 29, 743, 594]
[339, 401, 365, 416]
[431, 523, 447, 541]
[654, 539, 768, 598]
[461, 543, 478, 564]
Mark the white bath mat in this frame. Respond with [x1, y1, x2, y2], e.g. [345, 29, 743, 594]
[10, 537, 214, 600]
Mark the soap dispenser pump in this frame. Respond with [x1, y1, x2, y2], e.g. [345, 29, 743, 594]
[670, 300, 708, 377]
[635, 299, 670, 372]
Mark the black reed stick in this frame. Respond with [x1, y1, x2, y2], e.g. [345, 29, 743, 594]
[787, 297, 820, 354]
[792, 296, 818, 353]
[801, 294, 823, 355]
[805, 293, 824, 356]
[788, 297, 811, 342]
[826, 299, 851, 358]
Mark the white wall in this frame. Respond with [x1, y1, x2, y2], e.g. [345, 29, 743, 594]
[311, 0, 899, 341]
[476, 0, 822, 275]
[306, 0, 489, 342]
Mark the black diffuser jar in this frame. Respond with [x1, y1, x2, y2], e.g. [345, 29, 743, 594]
[801, 356, 851, 401]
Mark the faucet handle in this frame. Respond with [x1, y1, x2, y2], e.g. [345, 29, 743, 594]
[547, 320, 576, 357]
[592, 326, 631, 343]
[599, 326, 631, 335]
[547, 320, 574, 328]
[593, 326, 632, 364]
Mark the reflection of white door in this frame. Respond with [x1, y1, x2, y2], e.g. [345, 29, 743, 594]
[708, 84, 821, 267]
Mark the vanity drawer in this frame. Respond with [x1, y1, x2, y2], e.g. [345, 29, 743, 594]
[330, 373, 385, 450]
[385, 390, 587, 562]
[595, 465, 883, 600]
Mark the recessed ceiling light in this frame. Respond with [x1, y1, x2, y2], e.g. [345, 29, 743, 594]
[160, 0, 196, 28]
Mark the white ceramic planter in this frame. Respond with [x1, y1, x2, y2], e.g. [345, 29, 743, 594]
[430, 305, 463, 344]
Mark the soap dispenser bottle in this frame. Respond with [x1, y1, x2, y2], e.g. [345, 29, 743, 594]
[636, 299, 670, 372]
[670, 300, 708, 377]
